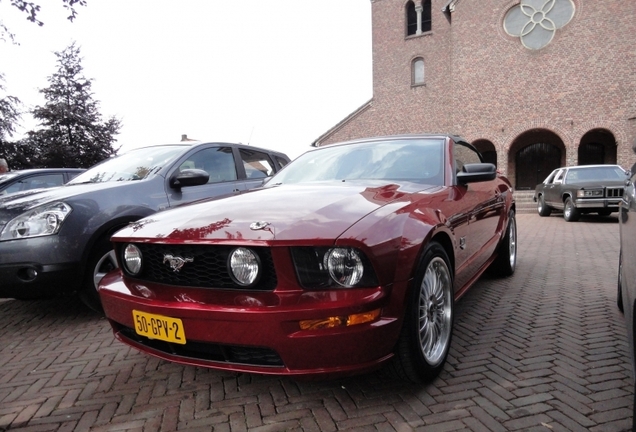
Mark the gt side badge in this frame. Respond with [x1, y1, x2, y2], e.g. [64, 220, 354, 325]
[459, 237, 466, 250]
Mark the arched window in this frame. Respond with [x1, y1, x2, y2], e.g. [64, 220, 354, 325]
[412, 58, 425, 85]
[406, 0, 432, 37]
[421, 0, 432, 32]
[406, 1, 417, 36]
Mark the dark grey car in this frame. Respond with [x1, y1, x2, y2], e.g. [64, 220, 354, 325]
[0, 168, 85, 196]
[533, 164, 627, 221]
[0, 141, 290, 311]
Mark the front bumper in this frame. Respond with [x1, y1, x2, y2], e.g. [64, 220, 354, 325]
[99, 271, 405, 378]
[0, 236, 82, 299]
[574, 198, 622, 209]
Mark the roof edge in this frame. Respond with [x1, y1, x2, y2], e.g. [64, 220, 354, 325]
[312, 99, 374, 147]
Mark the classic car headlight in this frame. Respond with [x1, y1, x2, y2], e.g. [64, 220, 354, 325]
[577, 189, 603, 197]
[123, 244, 143, 275]
[291, 246, 378, 289]
[0, 202, 72, 241]
[228, 247, 261, 286]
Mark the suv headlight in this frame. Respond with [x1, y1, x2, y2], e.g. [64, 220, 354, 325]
[0, 202, 72, 241]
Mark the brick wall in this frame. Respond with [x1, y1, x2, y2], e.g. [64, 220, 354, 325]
[316, 0, 636, 187]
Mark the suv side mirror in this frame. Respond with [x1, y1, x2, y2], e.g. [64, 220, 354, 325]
[169, 168, 210, 189]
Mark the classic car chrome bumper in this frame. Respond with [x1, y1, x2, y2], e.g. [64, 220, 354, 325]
[575, 198, 622, 208]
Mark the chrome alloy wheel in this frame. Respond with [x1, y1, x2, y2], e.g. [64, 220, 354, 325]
[418, 256, 453, 365]
[508, 216, 517, 268]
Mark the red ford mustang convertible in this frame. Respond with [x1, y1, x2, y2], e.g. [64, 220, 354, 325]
[99, 134, 516, 382]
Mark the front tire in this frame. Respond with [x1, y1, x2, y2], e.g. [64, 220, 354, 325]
[563, 198, 580, 222]
[390, 242, 453, 383]
[537, 195, 552, 217]
[491, 210, 517, 276]
[78, 236, 118, 313]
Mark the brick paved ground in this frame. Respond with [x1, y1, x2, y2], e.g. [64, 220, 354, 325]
[0, 213, 632, 432]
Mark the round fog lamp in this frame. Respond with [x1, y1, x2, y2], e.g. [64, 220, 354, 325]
[228, 247, 261, 286]
[123, 244, 142, 275]
[324, 248, 364, 287]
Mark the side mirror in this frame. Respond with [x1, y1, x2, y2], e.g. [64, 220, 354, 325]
[169, 168, 210, 189]
[457, 163, 497, 185]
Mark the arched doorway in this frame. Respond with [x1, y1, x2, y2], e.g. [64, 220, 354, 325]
[579, 129, 617, 165]
[509, 129, 565, 190]
[579, 142, 604, 165]
[515, 144, 561, 189]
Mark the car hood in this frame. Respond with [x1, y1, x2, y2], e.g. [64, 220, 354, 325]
[0, 181, 151, 221]
[114, 181, 436, 243]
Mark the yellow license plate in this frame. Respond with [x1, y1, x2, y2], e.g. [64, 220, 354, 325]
[132, 310, 186, 344]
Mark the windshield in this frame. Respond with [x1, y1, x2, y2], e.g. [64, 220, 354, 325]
[565, 166, 626, 183]
[269, 139, 445, 186]
[68, 145, 186, 184]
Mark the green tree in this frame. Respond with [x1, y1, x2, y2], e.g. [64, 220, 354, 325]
[0, 73, 21, 141]
[0, 137, 39, 169]
[0, 73, 23, 166]
[1, 0, 86, 43]
[27, 42, 120, 168]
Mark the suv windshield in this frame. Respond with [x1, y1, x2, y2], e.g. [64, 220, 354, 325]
[68, 145, 186, 184]
[269, 139, 445, 186]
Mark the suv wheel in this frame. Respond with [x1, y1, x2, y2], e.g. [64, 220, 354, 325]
[79, 235, 118, 313]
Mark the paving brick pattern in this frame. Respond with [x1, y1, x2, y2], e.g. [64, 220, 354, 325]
[0, 213, 632, 431]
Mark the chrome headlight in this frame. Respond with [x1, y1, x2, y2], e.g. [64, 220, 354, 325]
[228, 247, 261, 286]
[0, 202, 72, 241]
[577, 189, 603, 197]
[324, 248, 364, 287]
[291, 246, 378, 289]
[123, 244, 143, 275]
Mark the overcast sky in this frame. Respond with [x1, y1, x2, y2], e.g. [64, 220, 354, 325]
[0, 1, 373, 160]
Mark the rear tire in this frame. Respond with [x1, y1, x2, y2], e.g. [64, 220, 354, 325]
[390, 242, 453, 383]
[618, 251, 624, 313]
[537, 195, 551, 217]
[78, 236, 117, 313]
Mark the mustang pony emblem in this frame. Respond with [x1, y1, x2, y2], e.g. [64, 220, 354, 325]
[250, 221, 270, 230]
[163, 254, 194, 272]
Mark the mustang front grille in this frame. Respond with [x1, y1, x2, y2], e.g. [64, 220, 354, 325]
[118, 244, 277, 291]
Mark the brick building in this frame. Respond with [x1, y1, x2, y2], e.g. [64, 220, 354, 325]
[314, 0, 636, 190]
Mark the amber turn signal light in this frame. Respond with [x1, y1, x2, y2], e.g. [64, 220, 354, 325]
[299, 309, 381, 330]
